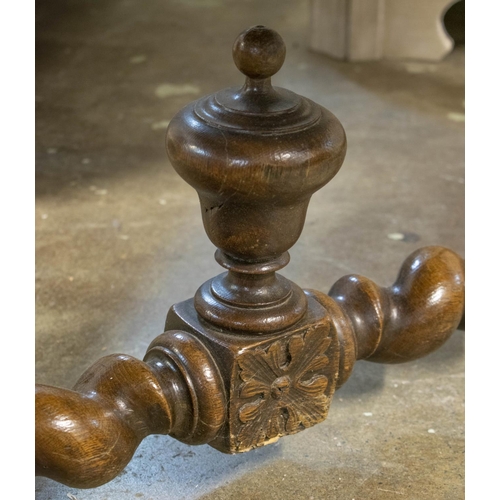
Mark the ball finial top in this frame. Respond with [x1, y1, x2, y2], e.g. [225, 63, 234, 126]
[232, 26, 286, 80]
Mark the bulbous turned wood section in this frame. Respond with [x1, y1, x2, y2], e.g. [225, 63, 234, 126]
[36, 331, 226, 488]
[35, 26, 465, 489]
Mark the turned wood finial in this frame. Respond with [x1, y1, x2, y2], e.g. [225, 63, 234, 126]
[232, 25, 286, 80]
[36, 25, 464, 490]
[166, 25, 347, 333]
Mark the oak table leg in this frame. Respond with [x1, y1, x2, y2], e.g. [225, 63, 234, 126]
[35, 25, 464, 489]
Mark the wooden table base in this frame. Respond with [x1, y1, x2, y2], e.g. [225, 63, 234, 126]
[35, 26, 465, 489]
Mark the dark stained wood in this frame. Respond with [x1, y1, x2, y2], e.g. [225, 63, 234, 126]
[36, 331, 226, 488]
[35, 25, 465, 489]
[166, 25, 346, 333]
[330, 246, 465, 365]
[165, 293, 340, 453]
[309, 246, 465, 388]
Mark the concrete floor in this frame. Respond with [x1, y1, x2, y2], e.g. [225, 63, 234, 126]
[35, 1, 464, 499]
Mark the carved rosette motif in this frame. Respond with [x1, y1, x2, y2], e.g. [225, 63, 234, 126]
[234, 324, 334, 451]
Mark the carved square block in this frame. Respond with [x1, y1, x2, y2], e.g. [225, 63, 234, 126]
[165, 295, 339, 453]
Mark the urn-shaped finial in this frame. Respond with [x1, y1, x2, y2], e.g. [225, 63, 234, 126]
[166, 25, 346, 262]
[166, 26, 347, 333]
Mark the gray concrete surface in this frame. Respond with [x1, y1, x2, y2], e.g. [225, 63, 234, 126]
[35, 1, 464, 498]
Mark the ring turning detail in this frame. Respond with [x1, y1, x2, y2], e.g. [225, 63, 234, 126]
[35, 26, 465, 489]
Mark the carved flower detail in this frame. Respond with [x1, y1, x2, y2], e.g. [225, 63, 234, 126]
[236, 326, 332, 451]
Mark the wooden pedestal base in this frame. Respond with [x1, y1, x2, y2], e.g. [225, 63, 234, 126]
[35, 26, 464, 491]
[165, 294, 339, 453]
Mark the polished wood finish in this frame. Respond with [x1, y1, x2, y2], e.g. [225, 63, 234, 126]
[35, 26, 465, 489]
[166, 293, 340, 453]
[36, 331, 226, 488]
[167, 25, 346, 334]
[309, 246, 464, 388]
